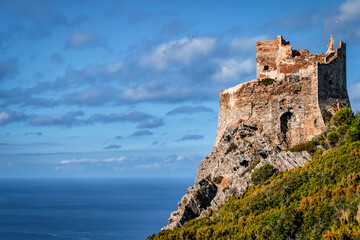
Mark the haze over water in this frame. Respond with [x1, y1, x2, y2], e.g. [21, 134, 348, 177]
[0, 178, 192, 240]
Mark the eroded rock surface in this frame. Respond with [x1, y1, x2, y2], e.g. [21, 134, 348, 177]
[163, 123, 311, 230]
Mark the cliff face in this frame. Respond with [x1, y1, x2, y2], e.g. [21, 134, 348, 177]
[151, 107, 360, 239]
[163, 110, 311, 230]
[162, 36, 351, 231]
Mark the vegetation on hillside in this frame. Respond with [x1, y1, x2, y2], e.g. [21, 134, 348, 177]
[251, 164, 278, 185]
[260, 78, 275, 86]
[148, 108, 360, 240]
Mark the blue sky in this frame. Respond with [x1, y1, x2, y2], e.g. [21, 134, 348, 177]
[1, 0, 360, 178]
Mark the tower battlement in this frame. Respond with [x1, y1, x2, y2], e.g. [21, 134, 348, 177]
[215, 36, 350, 148]
[256, 35, 346, 82]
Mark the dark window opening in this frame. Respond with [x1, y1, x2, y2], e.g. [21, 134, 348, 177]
[264, 65, 269, 71]
[280, 112, 293, 145]
[240, 160, 249, 167]
[259, 152, 268, 159]
[292, 50, 301, 57]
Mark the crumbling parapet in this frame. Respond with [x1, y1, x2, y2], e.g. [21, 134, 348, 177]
[215, 36, 350, 148]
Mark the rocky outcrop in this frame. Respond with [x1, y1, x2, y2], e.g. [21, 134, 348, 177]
[163, 122, 311, 230]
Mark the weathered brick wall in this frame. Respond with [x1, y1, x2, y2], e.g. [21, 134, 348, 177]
[215, 36, 350, 148]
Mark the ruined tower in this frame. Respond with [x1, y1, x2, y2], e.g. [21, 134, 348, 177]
[216, 35, 350, 148]
[163, 36, 351, 230]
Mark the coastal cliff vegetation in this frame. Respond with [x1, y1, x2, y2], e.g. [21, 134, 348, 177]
[148, 108, 360, 239]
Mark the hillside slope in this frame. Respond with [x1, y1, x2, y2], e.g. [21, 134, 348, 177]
[149, 108, 360, 239]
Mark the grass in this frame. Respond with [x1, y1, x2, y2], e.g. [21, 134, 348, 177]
[148, 108, 360, 240]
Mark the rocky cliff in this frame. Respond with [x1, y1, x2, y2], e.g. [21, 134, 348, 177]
[163, 121, 311, 230]
[150, 107, 360, 239]
[162, 36, 350, 231]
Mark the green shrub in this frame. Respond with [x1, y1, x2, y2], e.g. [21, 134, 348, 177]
[336, 125, 348, 135]
[327, 131, 339, 143]
[251, 164, 278, 185]
[331, 108, 355, 127]
[149, 142, 360, 240]
[260, 78, 275, 86]
[348, 126, 360, 142]
[288, 139, 317, 154]
[240, 159, 260, 177]
[148, 108, 360, 240]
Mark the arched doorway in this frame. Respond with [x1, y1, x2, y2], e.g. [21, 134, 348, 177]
[280, 112, 293, 146]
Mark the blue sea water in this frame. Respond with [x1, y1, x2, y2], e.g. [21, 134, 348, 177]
[0, 178, 192, 240]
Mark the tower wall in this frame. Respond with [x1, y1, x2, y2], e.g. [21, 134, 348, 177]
[215, 36, 350, 148]
[318, 42, 350, 122]
[256, 39, 280, 80]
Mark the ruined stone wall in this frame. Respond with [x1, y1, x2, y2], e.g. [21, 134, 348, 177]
[318, 42, 350, 121]
[215, 75, 323, 148]
[215, 36, 350, 148]
[256, 39, 280, 80]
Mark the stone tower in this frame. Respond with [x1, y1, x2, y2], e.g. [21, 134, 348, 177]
[216, 35, 350, 148]
[163, 36, 351, 231]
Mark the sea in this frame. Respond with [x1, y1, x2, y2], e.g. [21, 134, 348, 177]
[0, 178, 193, 240]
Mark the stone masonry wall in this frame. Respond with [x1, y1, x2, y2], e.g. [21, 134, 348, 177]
[215, 36, 350, 148]
[318, 42, 350, 121]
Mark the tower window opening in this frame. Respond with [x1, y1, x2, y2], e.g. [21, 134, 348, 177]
[264, 65, 269, 71]
[280, 112, 293, 146]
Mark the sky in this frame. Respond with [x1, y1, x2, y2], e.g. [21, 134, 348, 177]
[1, 0, 360, 178]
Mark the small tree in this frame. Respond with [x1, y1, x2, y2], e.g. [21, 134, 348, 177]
[251, 164, 277, 185]
[348, 126, 360, 142]
[327, 131, 339, 143]
[331, 108, 355, 127]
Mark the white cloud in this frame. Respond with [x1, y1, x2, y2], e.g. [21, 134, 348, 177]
[122, 85, 191, 102]
[67, 32, 94, 46]
[337, 0, 360, 22]
[212, 58, 254, 81]
[60, 157, 126, 164]
[66, 32, 106, 50]
[0, 110, 26, 125]
[0, 112, 10, 124]
[349, 81, 360, 100]
[324, 0, 360, 40]
[141, 37, 216, 71]
[103, 157, 126, 162]
[176, 155, 185, 161]
[230, 35, 268, 51]
[135, 162, 161, 169]
[60, 158, 90, 164]
[107, 61, 123, 73]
